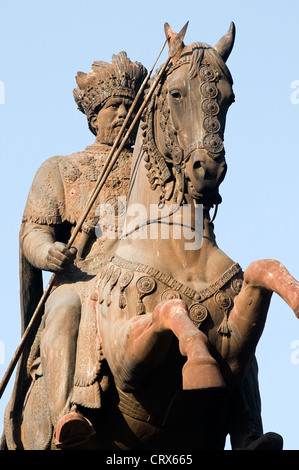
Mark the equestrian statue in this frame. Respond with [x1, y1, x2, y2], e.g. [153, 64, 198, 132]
[1, 21, 298, 451]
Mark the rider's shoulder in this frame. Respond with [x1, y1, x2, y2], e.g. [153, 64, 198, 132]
[35, 150, 84, 173]
[35, 154, 65, 172]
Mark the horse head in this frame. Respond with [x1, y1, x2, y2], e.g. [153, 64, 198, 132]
[141, 23, 235, 211]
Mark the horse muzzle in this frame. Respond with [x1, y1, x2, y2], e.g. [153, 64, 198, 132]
[185, 149, 227, 198]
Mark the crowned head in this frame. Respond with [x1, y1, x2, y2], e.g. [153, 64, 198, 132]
[73, 51, 147, 136]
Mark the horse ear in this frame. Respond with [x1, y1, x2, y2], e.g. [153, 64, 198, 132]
[214, 22, 236, 62]
[164, 22, 177, 46]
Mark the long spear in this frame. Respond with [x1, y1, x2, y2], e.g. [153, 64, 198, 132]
[0, 21, 188, 399]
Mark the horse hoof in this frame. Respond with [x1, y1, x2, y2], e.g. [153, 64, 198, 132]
[182, 358, 225, 390]
[245, 432, 283, 450]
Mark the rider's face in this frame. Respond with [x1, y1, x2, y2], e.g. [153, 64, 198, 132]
[94, 97, 134, 146]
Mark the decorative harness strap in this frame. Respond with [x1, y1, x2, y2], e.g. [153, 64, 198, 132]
[109, 254, 242, 334]
[110, 254, 241, 303]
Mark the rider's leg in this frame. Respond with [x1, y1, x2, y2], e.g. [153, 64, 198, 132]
[40, 285, 95, 448]
[40, 285, 81, 425]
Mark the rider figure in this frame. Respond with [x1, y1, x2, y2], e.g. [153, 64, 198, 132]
[16, 52, 147, 448]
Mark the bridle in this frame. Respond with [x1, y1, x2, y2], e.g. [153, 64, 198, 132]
[141, 46, 227, 213]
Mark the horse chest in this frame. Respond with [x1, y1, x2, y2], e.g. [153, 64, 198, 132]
[95, 254, 243, 335]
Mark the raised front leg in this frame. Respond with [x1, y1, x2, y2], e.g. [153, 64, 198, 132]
[101, 299, 225, 392]
[244, 259, 299, 317]
[224, 259, 299, 378]
[150, 299, 225, 390]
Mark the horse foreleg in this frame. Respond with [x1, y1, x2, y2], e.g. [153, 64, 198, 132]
[108, 299, 225, 392]
[226, 259, 299, 378]
[244, 259, 299, 317]
[152, 299, 225, 389]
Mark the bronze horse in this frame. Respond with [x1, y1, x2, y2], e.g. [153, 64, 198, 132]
[4, 23, 299, 450]
[90, 23, 299, 449]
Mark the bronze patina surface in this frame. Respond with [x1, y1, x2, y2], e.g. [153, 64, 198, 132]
[1, 22, 298, 451]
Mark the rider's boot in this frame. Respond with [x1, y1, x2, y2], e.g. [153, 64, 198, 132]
[54, 407, 96, 450]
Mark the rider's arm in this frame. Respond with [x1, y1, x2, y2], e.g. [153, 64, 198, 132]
[20, 156, 76, 272]
[21, 222, 76, 273]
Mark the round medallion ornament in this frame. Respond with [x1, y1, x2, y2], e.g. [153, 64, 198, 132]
[202, 99, 219, 116]
[161, 289, 181, 301]
[201, 82, 218, 99]
[136, 276, 156, 295]
[203, 134, 224, 154]
[118, 270, 134, 309]
[189, 303, 208, 326]
[231, 278, 243, 294]
[203, 116, 221, 134]
[172, 147, 184, 166]
[214, 291, 231, 310]
[119, 271, 134, 290]
[136, 276, 156, 315]
[199, 65, 215, 82]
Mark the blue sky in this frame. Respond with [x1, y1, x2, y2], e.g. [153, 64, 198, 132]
[0, 0, 298, 450]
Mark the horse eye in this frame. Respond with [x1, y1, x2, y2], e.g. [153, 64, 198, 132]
[170, 90, 182, 100]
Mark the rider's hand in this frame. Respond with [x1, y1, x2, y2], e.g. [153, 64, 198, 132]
[45, 241, 77, 272]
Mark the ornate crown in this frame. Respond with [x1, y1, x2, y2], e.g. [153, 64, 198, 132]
[73, 51, 147, 118]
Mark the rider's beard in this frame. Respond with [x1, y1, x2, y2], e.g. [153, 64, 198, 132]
[97, 123, 136, 148]
[96, 125, 117, 146]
